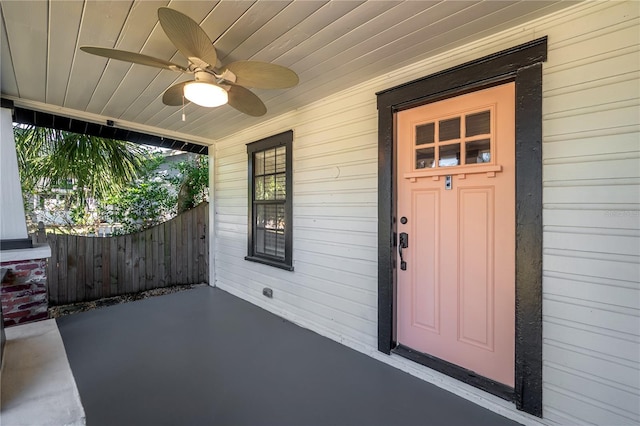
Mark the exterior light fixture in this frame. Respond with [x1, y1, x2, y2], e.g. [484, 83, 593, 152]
[183, 81, 228, 108]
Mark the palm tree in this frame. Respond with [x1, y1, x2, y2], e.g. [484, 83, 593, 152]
[14, 125, 146, 232]
[14, 125, 145, 198]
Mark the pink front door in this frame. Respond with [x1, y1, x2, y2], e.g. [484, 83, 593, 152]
[396, 83, 516, 387]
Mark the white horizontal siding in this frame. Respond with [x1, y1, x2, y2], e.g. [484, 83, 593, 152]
[213, 90, 380, 349]
[211, 2, 640, 425]
[541, 1, 640, 424]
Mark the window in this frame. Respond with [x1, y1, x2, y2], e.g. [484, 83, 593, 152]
[245, 131, 293, 271]
[414, 108, 493, 170]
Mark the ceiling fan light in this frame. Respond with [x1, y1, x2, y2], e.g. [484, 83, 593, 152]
[183, 82, 228, 107]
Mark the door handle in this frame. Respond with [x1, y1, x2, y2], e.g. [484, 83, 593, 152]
[399, 232, 408, 271]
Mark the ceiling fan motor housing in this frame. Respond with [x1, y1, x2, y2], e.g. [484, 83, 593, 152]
[194, 71, 216, 84]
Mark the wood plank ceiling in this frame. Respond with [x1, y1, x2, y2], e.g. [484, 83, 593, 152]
[1, 1, 576, 145]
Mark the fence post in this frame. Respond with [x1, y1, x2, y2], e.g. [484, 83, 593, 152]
[33, 221, 46, 244]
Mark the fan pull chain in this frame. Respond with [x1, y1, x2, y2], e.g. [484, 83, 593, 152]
[182, 93, 186, 122]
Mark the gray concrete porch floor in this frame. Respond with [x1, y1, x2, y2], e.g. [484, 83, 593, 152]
[57, 286, 521, 426]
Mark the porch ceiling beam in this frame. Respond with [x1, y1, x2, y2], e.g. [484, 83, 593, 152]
[4, 100, 208, 155]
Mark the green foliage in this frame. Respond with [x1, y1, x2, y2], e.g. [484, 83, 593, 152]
[98, 154, 177, 235]
[169, 155, 209, 214]
[70, 200, 91, 226]
[14, 124, 209, 236]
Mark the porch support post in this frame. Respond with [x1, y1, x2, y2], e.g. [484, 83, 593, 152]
[0, 104, 32, 250]
[208, 146, 216, 287]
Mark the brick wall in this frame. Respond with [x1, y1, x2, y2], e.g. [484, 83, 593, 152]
[1, 259, 48, 326]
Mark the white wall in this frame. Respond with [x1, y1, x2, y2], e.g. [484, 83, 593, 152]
[0, 107, 29, 241]
[211, 2, 639, 425]
[540, 3, 640, 424]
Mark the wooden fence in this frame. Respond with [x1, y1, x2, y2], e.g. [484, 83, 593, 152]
[45, 202, 208, 305]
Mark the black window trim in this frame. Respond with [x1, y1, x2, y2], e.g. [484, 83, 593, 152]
[245, 130, 294, 271]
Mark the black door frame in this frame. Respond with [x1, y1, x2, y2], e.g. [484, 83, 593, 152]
[376, 37, 546, 417]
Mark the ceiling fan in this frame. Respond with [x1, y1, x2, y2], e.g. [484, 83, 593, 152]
[80, 7, 299, 117]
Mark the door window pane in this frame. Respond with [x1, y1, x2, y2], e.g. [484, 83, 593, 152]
[439, 117, 460, 141]
[466, 139, 491, 164]
[416, 147, 435, 169]
[416, 122, 435, 145]
[439, 144, 460, 167]
[465, 110, 490, 137]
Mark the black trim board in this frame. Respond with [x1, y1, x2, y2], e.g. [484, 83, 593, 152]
[377, 37, 545, 417]
[0, 238, 33, 251]
[3, 102, 208, 154]
[513, 62, 544, 415]
[394, 345, 514, 401]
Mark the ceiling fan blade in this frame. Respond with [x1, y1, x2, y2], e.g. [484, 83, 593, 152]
[224, 61, 299, 89]
[162, 81, 189, 106]
[158, 7, 217, 69]
[80, 46, 187, 72]
[228, 85, 267, 117]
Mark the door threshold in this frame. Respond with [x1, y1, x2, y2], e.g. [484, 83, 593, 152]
[392, 344, 515, 402]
